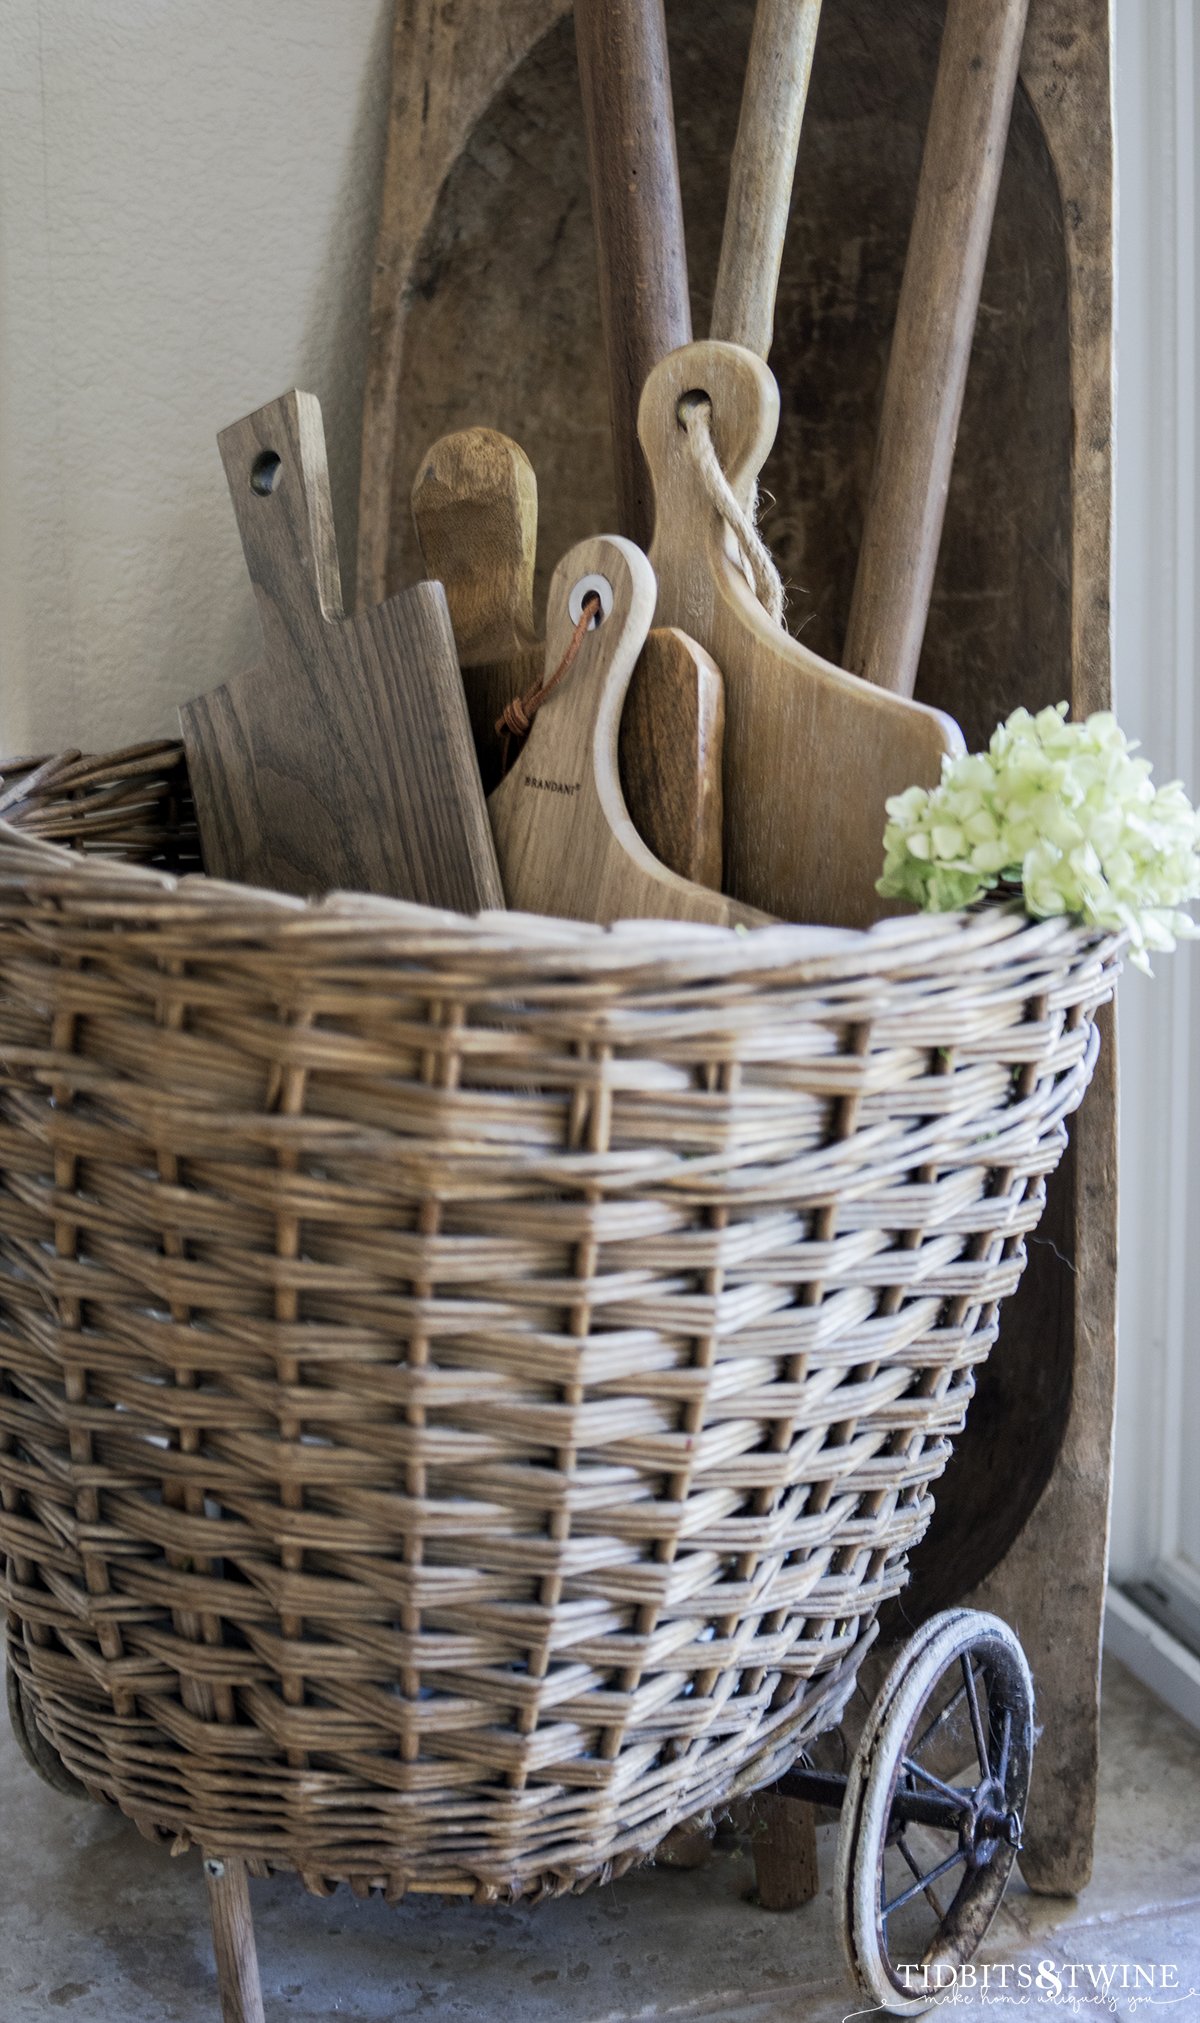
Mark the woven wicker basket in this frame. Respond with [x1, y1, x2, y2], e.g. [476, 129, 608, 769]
[0, 743, 1120, 1903]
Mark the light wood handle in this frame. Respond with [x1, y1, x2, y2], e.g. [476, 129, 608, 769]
[843, 0, 1030, 698]
[541, 535, 655, 755]
[218, 391, 344, 625]
[574, 0, 692, 549]
[411, 428, 539, 664]
[711, 0, 823, 360]
[639, 341, 781, 595]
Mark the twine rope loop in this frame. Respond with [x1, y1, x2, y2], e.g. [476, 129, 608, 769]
[678, 393, 786, 629]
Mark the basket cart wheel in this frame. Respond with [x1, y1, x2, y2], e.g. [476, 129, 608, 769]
[6, 1659, 90, 1801]
[830, 1608, 1034, 2016]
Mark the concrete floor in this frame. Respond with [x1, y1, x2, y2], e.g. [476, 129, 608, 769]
[1, 1657, 1197, 2023]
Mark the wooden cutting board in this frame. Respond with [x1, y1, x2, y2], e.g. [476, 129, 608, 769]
[488, 532, 767, 928]
[181, 390, 503, 911]
[411, 425, 724, 886]
[640, 340, 965, 927]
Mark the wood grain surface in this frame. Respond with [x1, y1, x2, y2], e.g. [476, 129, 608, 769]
[411, 426, 725, 884]
[574, 0, 692, 548]
[710, 0, 823, 362]
[843, 0, 1031, 697]
[487, 534, 765, 926]
[181, 392, 502, 912]
[750, 1792, 821, 1911]
[408, 427, 541, 667]
[641, 340, 963, 926]
[620, 629, 725, 890]
[204, 1858, 264, 2023]
[355, 0, 561, 611]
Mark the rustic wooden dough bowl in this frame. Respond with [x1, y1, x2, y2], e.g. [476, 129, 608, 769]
[361, 0, 1115, 1892]
[0, 748, 1117, 1907]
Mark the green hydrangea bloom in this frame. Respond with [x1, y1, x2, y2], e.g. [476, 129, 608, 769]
[877, 703, 1200, 972]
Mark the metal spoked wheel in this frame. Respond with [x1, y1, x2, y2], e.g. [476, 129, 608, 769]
[6, 1660, 90, 1800]
[834, 1608, 1034, 2017]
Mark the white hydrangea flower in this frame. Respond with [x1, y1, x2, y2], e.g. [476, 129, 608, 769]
[877, 703, 1200, 972]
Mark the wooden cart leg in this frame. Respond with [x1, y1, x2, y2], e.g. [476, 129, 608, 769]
[752, 1791, 820, 1910]
[204, 1857, 265, 2023]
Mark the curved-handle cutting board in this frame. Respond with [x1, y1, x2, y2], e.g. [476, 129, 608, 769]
[640, 341, 964, 927]
[412, 426, 725, 885]
[488, 533, 767, 928]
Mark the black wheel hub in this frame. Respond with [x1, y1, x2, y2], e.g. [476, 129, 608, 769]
[958, 1773, 1022, 1869]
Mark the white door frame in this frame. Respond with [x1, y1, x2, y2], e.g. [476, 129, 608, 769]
[1107, 0, 1200, 1731]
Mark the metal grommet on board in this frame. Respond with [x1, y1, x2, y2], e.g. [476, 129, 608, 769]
[568, 573, 612, 627]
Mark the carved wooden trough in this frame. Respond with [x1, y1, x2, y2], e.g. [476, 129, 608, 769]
[358, 0, 1115, 1897]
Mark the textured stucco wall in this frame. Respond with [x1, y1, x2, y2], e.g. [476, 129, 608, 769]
[0, 0, 393, 756]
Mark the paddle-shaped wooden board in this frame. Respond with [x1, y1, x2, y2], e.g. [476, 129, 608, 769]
[412, 426, 724, 886]
[488, 534, 766, 928]
[182, 390, 503, 910]
[640, 341, 965, 928]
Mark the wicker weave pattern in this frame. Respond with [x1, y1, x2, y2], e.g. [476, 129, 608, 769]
[0, 747, 1119, 1899]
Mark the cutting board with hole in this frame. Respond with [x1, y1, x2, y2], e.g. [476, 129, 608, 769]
[487, 533, 767, 928]
[411, 425, 725, 886]
[640, 341, 964, 928]
[181, 390, 503, 911]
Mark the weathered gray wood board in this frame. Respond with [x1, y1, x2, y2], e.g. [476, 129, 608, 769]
[184, 392, 503, 914]
[358, 0, 1114, 1896]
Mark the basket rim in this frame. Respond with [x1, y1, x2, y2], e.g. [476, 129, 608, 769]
[0, 739, 1125, 987]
